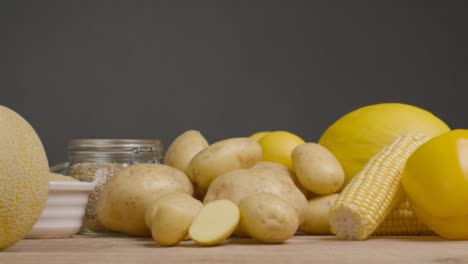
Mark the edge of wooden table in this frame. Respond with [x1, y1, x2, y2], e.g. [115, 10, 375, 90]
[2, 235, 466, 264]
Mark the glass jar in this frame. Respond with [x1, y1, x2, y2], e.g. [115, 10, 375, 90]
[51, 139, 164, 235]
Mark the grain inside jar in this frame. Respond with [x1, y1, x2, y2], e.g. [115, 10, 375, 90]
[69, 162, 127, 232]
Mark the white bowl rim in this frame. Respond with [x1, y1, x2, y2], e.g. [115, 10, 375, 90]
[49, 181, 95, 192]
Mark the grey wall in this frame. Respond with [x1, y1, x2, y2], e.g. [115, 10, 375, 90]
[2, 1, 467, 166]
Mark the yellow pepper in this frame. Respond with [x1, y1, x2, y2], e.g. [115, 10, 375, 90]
[402, 129, 468, 239]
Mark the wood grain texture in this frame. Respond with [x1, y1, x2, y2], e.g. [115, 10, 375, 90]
[2, 235, 468, 264]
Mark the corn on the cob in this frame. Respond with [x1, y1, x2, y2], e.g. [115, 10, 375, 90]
[375, 198, 434, 236]
[328, 131, 429, 240]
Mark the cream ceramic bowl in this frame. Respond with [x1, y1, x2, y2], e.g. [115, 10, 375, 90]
[25, 181, 95, 239]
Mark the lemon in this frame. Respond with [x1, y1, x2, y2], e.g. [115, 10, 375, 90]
[318, 103, 450, 187]
[249, 131, 270, 141]
[258, 131, 305, 171]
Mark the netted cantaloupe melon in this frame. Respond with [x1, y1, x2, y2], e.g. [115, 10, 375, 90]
[0, 106, 49, 249]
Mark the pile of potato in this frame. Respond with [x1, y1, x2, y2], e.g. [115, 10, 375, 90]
[96, 130, 345, 246]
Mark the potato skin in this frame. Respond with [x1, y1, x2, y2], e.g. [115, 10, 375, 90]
[145, 192, 203, 229]
[299, 193, 339, 234]
[152, 205, 194, 246]
[97, 164, 194, 236]
[164, 130, 209, 175]
[151, 195, 203, 246]
[253, 161, 314, 199]
[292, 143, 344, 195]
[204, 162, 307, 225]
[239, 193, 298, 243]
[187, 138, 262, 193]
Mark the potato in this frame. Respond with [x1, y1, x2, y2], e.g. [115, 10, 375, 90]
[152, 206, 192, 246]
[152, 199, 202, 246]
[299, 193, 339, 234]
[189, 200, 240, 246]
[164, 130, 209, 175]
[239, 193, 298, 243]
[187, 137, 262, 193]
[253, 161, 314, 199]
[145, 192, 203, 229]
[290, 172, 315, 199]
[204, 162, 308, 226]
[292, 143, 344, 195]
[96, 164, 194, 236]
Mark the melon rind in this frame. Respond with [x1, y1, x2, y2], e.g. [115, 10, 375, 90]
[0, 106, 49, 249]
[318, 103, 450, 188]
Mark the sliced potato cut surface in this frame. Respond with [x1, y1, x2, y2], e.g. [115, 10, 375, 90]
[189, 200, 239, 246]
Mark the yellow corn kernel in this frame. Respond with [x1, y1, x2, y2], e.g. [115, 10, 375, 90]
[375, 198, 434, 236]
[328, 131, 429, 240]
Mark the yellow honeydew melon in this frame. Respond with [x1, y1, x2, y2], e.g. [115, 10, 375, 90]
[318, 103, 450, 188]
[0, 106, 49, 249]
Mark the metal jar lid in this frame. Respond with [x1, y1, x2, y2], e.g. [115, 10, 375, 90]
[68, 139, 163, 162]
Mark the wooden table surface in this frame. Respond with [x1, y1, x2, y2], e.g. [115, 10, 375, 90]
[2, 235, 467, 264]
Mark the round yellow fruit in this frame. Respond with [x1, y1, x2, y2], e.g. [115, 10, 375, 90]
[249, 131, 270, 141]
[258, 131, 305, 171]
[409, 197, 468, 240]
[0, 106, 49, 249]
[403, 130, 468, 218]
[402, 129, 468, 239]
[318, 103, 450, 187]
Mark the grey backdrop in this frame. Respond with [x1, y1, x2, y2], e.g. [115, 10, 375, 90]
[2, 1, 467, 166]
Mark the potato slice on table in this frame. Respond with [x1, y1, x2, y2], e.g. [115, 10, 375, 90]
[152, 205, 197, 246]
[149, 193, 203, 246]
[145, 192, 203, 229]
[189, 200, 240, 246]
